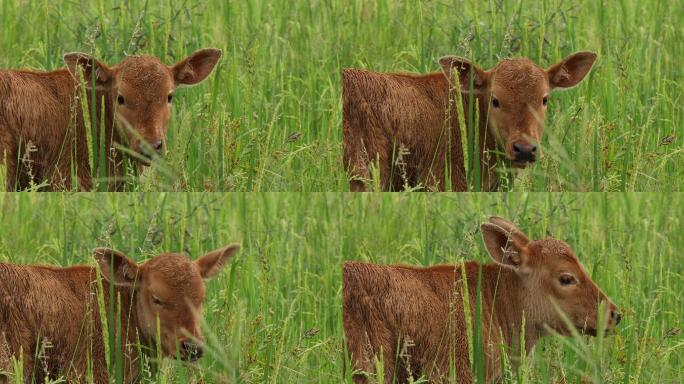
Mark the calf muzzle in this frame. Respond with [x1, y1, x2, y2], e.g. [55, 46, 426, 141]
[150, 139, 164, 154]
[180, 340, 204, 361]
[611, 310, 622, 326]
[512, 142, 537, 163]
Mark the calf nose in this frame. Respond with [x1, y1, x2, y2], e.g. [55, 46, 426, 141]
[181, 340, 204, 361]
[150, 140, 164, 154]
[611, 310, 622, 326]
[512, 142, 537, 162]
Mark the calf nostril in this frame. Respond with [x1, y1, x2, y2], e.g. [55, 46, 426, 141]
[181, 340, 204, 360]
[181, 340, 191, 351]
[611, 311, 622, 325]
[151, 140, 163, 152]
[531, 144, 537, 153]
[513, 143, 522, 153]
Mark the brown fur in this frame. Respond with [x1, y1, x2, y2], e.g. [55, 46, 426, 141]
[0, 49, 221, 191]
[0, 244, 239, 383]
[0, 69, 92, 191]
[343, 217, 620, 383]
[343, 52, 597, 191]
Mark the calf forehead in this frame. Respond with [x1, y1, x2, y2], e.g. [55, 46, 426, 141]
[117, 56, 174, 92]
[491, 59, 548, 100]
[144, 254, 205, 299]
[532, 239, 582, 266]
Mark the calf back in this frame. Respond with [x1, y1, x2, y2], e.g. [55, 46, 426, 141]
[0, 263, 136, 383]
[343, 262, 477, 382]
[0, 70, 94, 190]
[343, 70, 469, 191]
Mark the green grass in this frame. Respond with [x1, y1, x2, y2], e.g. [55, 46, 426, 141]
[0, 192, 681, 383]
[0, 0, 682, 191]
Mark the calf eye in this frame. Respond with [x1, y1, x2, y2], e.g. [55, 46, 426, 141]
[492, 97, 500, 108]
[559, 274, 576, 286]
[117, 95, 125, 106]
[152, 296, 163, 306]
[542, 96, 549, 106]
[167, 94, 173, 103]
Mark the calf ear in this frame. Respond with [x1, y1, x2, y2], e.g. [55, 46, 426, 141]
[63, 53, 111, 90]
[488, 216, 521, 234]
[481, 222, 531, 269]
[172, 48, 222, 87]
[547, 51, 597, 89]
[196, 243, 240, 279]
[439, 56, 488, 94]
[93, 248, 139, 287]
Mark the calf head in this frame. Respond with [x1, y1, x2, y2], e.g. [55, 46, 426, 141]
[94, 244, 239, 361]
[64, 49, 222, 161]
[441, 52, 596, 167]
[481, 217, 620, 337]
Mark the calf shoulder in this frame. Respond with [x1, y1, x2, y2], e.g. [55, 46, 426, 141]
[343, 69, 468, 191]
[0, 263, 108, 381]
[343, 69, 451, 150]
[0, 69, 100, 190]
[0, 70, 77, 151]
[343, 262, 473, 380]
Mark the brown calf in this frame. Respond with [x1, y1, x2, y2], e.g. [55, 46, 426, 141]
[343, 52, 596, 191]
[0, 244, 239, 383]
[343, 217, 620, 383]
[0, 48, 221, 191]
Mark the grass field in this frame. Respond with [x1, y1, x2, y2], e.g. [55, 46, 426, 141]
[0, 192, 681, 383]
[0, 0, 682, 191]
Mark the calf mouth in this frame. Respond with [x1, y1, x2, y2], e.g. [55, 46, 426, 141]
[137, 152, 156, 166]
[179, 352, 202, 363]
[112, 142, 156, 166]
[579, 325, 615, 337]
[129, 145, 158, 166]
[127, 139, 164, 165]
[163, 347, 202, 363]
[510, 158, 536, 168]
